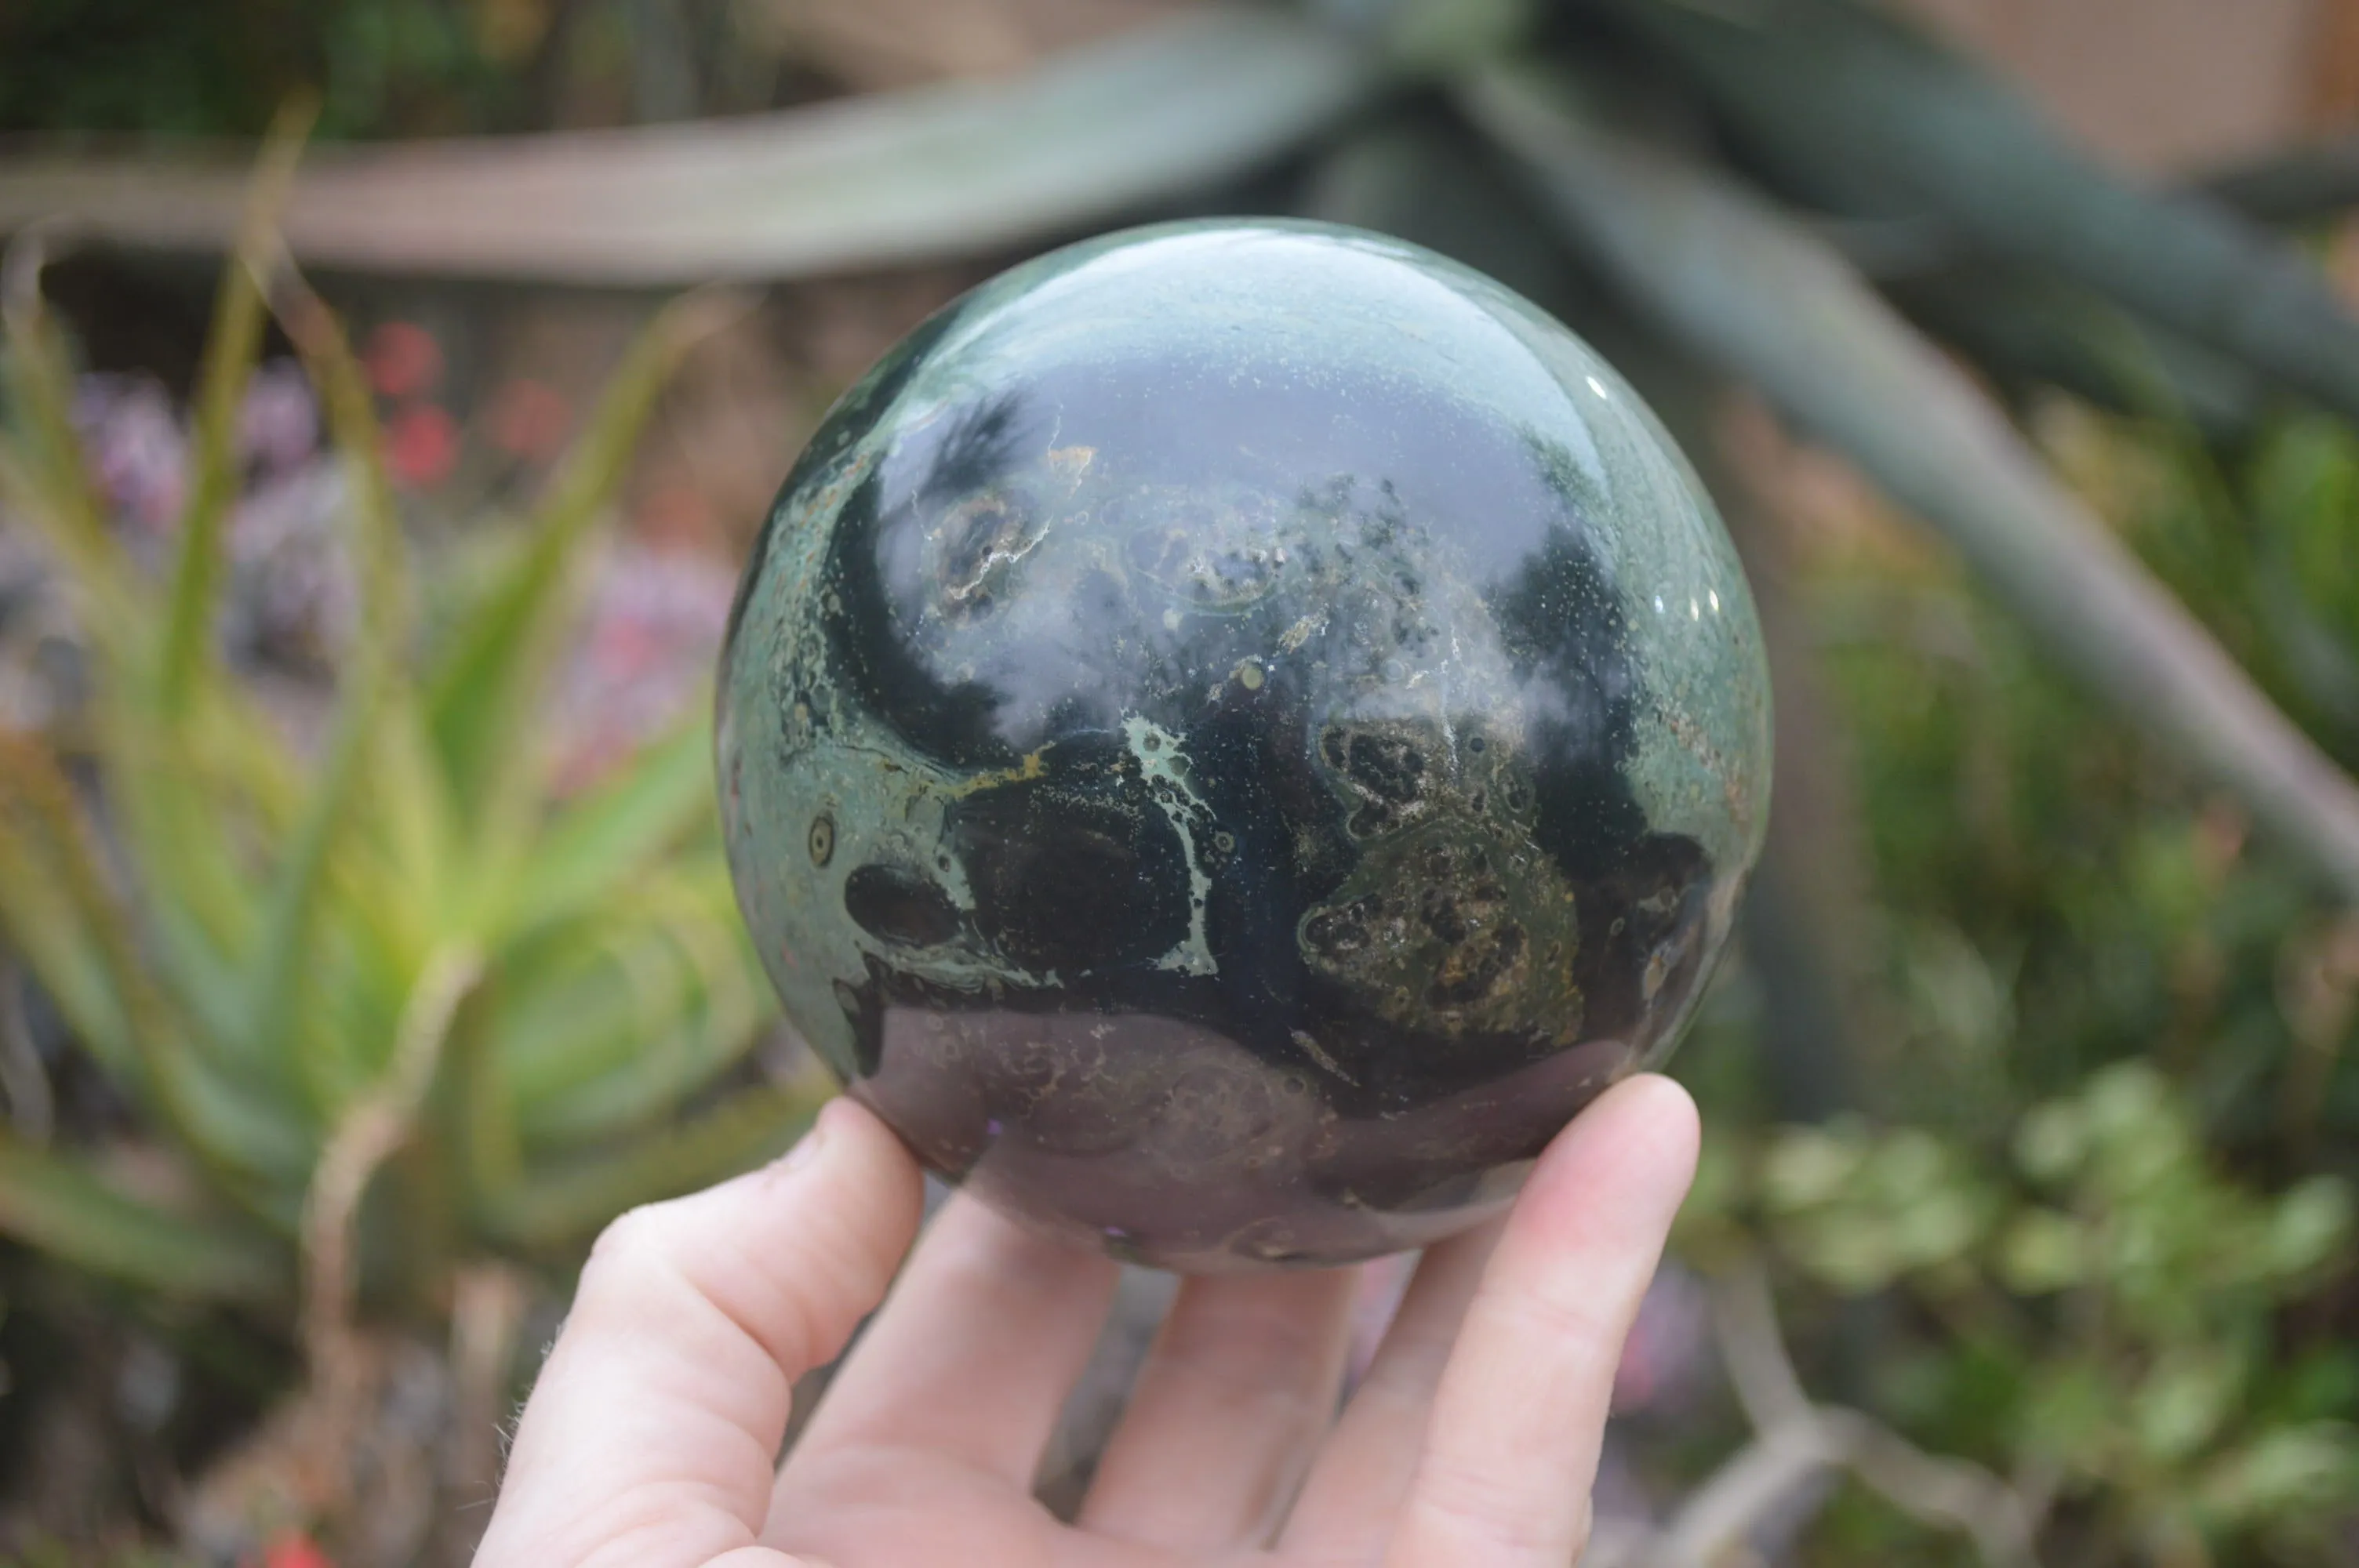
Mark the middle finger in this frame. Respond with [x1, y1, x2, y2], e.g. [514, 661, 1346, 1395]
[1078, 1266, 1360, 1551]
[1274, 1214, 1506, 1559]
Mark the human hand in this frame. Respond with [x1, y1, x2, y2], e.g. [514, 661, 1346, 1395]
[472, 1073, 1699, 1568]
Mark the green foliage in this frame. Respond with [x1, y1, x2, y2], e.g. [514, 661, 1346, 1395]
[1660, 391, 2359, 1564]
[1684, 1064, 2357, 1559]
[0, 254, 820, 1317]
[0, 0, 527, 140]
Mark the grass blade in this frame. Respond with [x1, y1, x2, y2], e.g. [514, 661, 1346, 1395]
[0, 9, 1385, 285]
[1462, 64, 2359, 903]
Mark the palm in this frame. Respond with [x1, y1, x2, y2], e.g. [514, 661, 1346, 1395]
[771, 1446, 1085, 1566]
[474, 1083, 1696, 1568]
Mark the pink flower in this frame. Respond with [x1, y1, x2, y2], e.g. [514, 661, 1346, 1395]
[488, 376, 572, 462]
[545, 543, 736, 793]
[256, 1530, 333, 1568]
[364, 320, 442, 400]
[385, 403, 460, 490]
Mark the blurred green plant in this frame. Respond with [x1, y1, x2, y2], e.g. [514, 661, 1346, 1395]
[1677, 1061, 2357, 1563]
[0, 220, 817, 1326]
[0, 0, 533, 141]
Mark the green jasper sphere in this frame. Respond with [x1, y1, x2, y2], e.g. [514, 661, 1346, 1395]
[718, 220, 1770, 1271]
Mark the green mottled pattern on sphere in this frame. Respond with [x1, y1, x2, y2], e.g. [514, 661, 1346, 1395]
[718, 220, 1769, 1270]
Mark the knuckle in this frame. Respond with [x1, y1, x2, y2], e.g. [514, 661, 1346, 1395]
[587, 1201, 669, 1265]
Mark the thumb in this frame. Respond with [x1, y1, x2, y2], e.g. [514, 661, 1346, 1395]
[474, 1097, 923, 1568]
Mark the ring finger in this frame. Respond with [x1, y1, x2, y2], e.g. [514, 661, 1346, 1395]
[1078, 1266, 1361, 1551]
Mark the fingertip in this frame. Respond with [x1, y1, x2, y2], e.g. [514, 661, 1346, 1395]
[1498, 1073, 1699, 1276]
[826, 1093, 927, 1230]
[769, 1094, 922, 1216]
[1376, 1076, 1702, 1565]
[1601, 1071, 1701, 1159]
[1544, 1072, 1699, 1185]
[821, 1092, 917, 1168]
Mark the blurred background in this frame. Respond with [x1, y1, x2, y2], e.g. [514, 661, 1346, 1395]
[2, 1, 2357, 1563]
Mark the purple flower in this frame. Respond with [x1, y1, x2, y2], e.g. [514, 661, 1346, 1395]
[547, 544, 738, 791]
[238, 360, 320, 477]
[74, 373, 186, 536]
[227, 457, 357, 668]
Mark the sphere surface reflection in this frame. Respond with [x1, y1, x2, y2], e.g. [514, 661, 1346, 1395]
[718, 220, 1770, 1270]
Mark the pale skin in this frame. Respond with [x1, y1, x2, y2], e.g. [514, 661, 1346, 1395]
[472, 1073, 1700, 1568]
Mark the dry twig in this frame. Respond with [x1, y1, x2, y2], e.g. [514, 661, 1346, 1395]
[301, 947, 483, 1391]
[1592, 1258, 2042, 1568]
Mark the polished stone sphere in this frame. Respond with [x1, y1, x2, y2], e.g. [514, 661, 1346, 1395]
[718, 220, 1769, 1271]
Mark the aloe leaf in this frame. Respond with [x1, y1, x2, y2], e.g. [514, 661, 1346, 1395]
[493, 863, 755, 1103]
[511, 909, 769, 1151]
[0, 243, 136, 634]
[244, 262, 411, 1109]
[0, 721, 283, 1102]
[146, 899, 264, 1068]
[423, 293, 738, 837]
[1594, 0, 2359, 426]
[0, 797, 136, 1076]
[494, 718, 715, 941]
[169, 1055, 322, 1199]
[0, 736, 308, 1190]
[2199, 131, 2359, 227]
[0, 9, 1385, 285]
[0, 738, 178, 1095]
[98, 709, 266, 985]
[1881, 267, 2267, 441]
[359, 691, 461, 951]
[156, 111, 311, 717]
[483, 1086, 823, 1252]
[269, 256, 409, 654]
[514, 1000, 765, 1152]
[0, 1137, 288, 1305]
[487, 927, 700, 1101]
[1863, 129, 2359, 279]
[1461, 64, 2359, 902]
[460, 843, 749, 1206]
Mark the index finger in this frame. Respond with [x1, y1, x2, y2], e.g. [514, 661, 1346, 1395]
[1384, 1073, 1700, 1568]
[474, 1097, 924, 1568]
